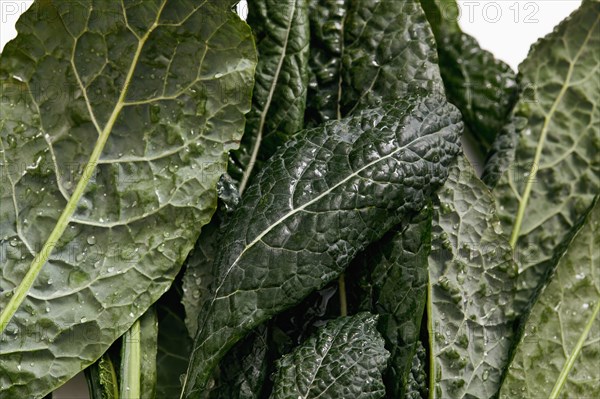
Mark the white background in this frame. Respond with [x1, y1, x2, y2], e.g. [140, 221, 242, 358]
[0, 0, 583, 398]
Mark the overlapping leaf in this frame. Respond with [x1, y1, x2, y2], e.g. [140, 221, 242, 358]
[500, 198, 599, 398]
[428, 155, 518, 398]
[486, 1, 600, 304]
[349, 206, 432, 397]
[0, 1, 256, 396]
[421, 0, 518, 151]
[209, 325, 269, 399]
[156, 282, 192, 399]
[270, 313, 389, 399]
[230, 0, 310, 192]
[183, 94, 462, 396]
[306, 0, 443, 124]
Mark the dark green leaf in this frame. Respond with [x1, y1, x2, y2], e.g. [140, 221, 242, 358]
[487, 1, 599, 305]
[421, 0, 518, 150]
[209, 325, 269, 399]
[270, 313, 389, 399]
[305, 0, 347, 124]
[156, 282, 192, 399]
[182, 174, 240, 338]
[231, 0, 310, 193]
[181, 219, 220, 339]
[500, 197, 600, 399]
[182, 94, 462, 396]
[405, 341, 428, 399]
[349, 206, 432, 398]
[305, 0, 443, 124]
[0, 1, 255, 396]
[481, 117, 525, 188]
[85, 353, 119, 399]
[427, 155, 518, 398]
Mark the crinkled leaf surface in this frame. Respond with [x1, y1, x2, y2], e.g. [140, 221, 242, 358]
[182, 174, 240, 338]
[270, 313, 389, 399]
[0, 1, 256, 396]
[183, 94, 462, 396]
[405, 341, 428, 399]
[488, 0, 600, 304]
[349, 205, 432, 398]
[421, 0, 517, 150]
[305, 0, 347, 124]
[230, 0, 310, 192]
[209, 325, 269, 399]
[500, 198, 600, 399]
[428, 155, 518, 398]
[305, 0, 442, 124]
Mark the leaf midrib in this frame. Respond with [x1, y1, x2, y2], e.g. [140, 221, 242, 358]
[550, 296, 600, 398]
[508, 14, 600, 248]
[0, 0, 168, 332]
[211, 131, 439, 303]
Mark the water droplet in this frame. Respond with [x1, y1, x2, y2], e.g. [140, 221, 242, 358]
[107, 267, 115, 273]
[482, 370, 489, 381]
[87, 236, 96, 245]
[80, 317, 87, 323]
[129, 312, 134, 318]
[157, 243, 165, 253]
[45, 307, 50, 313]
[9, 239, 18, 247]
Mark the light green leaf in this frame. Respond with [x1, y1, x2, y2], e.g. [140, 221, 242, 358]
[487, 0, 599, 304]
[427, 155, 518, 398]
[119, 308, 157, 399]
[85, 353, 119, 399]
[270, 313, 389, 399]
[0, 1, 256, 396]
[500, 197, 599, 399]
[183, 94, 462, 397]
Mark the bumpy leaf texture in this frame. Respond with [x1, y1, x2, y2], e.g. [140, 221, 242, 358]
[0, 1, 256, 397]
[183, 94, 462, 396]
[486, 0, 599, 305]
[405, 341, 428, 399]
[230, 0, 310, 192]
[500, 197, 599, 398]
[428, 155, 518, 398]
[305, 0, 442, 124]
[209, 325, 269, 399]
[349, 205, 432, 398]
[421, 0, 517, 150]
[270, 313, 389, 399]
